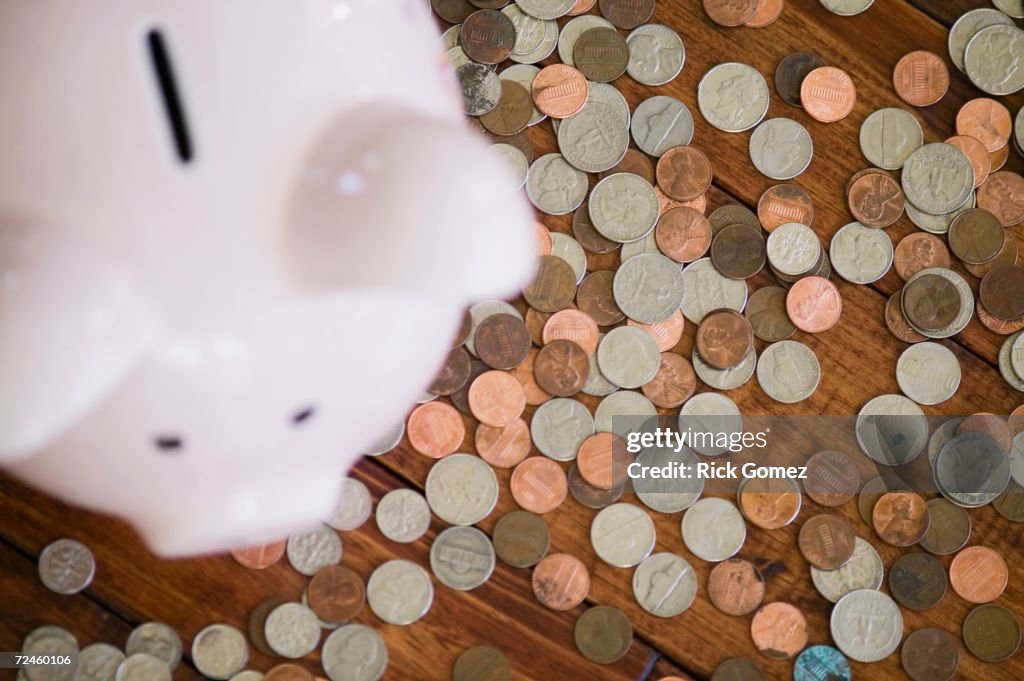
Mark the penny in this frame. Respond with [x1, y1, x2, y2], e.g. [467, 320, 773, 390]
[642, 352, 697, 408]
[902, 273, 961, 332]
[857, 476, 907, 525]
[366, 560, 433, 626]
[698, 62, 770, 133]
[885, 293, 927, 343]
[452, 647, 509, 681]
[810, 537, 885, 604]
[706, 559, 765, 617]
[888, 552, 947, 612]
[407, 401, 465, 458]
[631, 95, 695, 157]
[847, 172, 904, 228]
[959, 413, 1012, 453]
[946, 135, 991, 187]
[426, 453, 499, 525]
[542, 309, 598, 356]
[746, 0, 784, 26]
[429, 347, 472, 397]
[248, 599, 285, 657]
[682, 497, 746, 562]
[626, 23, 685, 86]
[831, 590, 903, 663]
[745, 287, 796, 342]
[711, 659, 765, 681]
[956, 98, 1012, 152]
[480, 81, 533, 138]
[901, 628, 958, 681]
[893, 51, 948, 107]
[591, 502, 656, 568]
[574, 606, 633, 664]
[511, 456, 568, 514]
[757, 184, 813, 233]
[474, 313, 531, 370]
[431, 525, 496, 591]
[798, 514, 855, 570]
[468, 370, 526, 427]
[38, 538, 95, 595]
[750, 603, 807, 660]
[572, 205, 619, 255]
[576, 432, 630, 491]
[658, 189, 707, 217]
[981, 264, 1024, 321]
[532, 64, 588, 119]
[461, 10, 516, 65]
[533, 339, 590, 398]
[532, 553, 590, 610]
[577, 270, 625, 325]
[531, 397, 593, 461]
[873, 492, 930, 547]
[920, 498, 972, 555]
[893, 233, 950, 281]
[476, 418, 531, 468]
[829, 221, 893, 285]
[524, 255, 576, 312]
[965, 230, 1018, 279]
[801, 67, 856, 123]
[906, 191, 975, 236]
[432, 0, 474, 22]
[964, 604, 1021, 662]
[500, 66, 545, 129]
[994, 481, 1024, 521]
[375, 489, 431, 544]
[703, 0, 757, 26]
[710, 205, 760, 234]
[573, 27, 628, 83]
[656, 146, 713, 202]
[263, 664, 313, 681]
[991, 143, 1011, 171]
[493, 510, 549, 568]
[695, 309, 753, 371]
[656, 206, 712, 263]
[950, 545, 1008, 603]
[804, 450, 859, 507]
[306, 565, 365, 625]
[569, 463, 626, 509]
[948, 208, 1005, 265]
[786, 276, 842, 333]
[632, 553, 698, 617]
[599, 0, 655, 27]
[628, 310, 686, 351]
[711, 224, 766, 280]
[598, 148, 655, 184]
[775, 52, 826, 107]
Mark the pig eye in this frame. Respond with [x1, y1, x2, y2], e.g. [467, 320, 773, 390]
[154, 435, 184, 452]
[146, 28, 194, 164]
[291, 405, 316, 426]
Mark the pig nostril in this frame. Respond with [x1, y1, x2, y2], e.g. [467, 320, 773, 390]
[291, 406, 316, 425]
[154, 435, 183, 452]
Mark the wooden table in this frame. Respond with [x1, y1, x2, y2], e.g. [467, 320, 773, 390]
[3, 1, 1024, 679]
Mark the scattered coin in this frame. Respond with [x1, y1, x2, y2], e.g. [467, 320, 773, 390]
[889, 552, 948, 611]
[981, 264, 1024, 321]
[893, 50, 948, 107]
[115, 654, 170, 681]
[893, 233, 950, 281]
[707, 558, 765, 616]
[375, 489, 431, 544]
[532, 64, 588, 119]
[745, 287, 797, 342]
[125, 622, 182, 671]
[859, 108, 923, 170]
[847, 172, 904, 228]
[192, 624, 248, 680]
[768, 222, 820, 277]
[632, 553, 697, 617]
[775, 52, 826, 107]
[793, 646, 851, 681]
[810, 537, 885, 604]
[599, 0, 655, 29]
[534, 339, 590, 396]
[711, 658, 766, 681]
[366, 560, 434, 626]
[801, 66, 856, 123]
[307, 565, 365, 625]
[614, 253, 686, 324]
[900, 628, 958, 681]
[964, 24, 1024, 96]
[574, 605, 633, 664]
[749, 117, 813, 180]
[451, 647, 509, 681]
[681, 258, 749, 324]
[804, 450, 859, 507]
[493, 510, 550, 568]
[642, 352, 697, 408]
[831, 589, 903, 663]
[626, 24, 685, 86]
[526, 154, 588, 216]
[321, 625, 387, 681]
[935, 431, 1011, 507]
[407, 401, 466, 458]
[750, 602, 807, 660]
[532, 553, 590, 610]
[682, 497, 746, 562]
[711, 224, 766, 280]
[38, 538, 95, 595]
[698, 62, 770, 132]
[949, 545, 1008, 603]
[468, 370, 526, 427]
[901, 143, 975, 214]
[963, 604, 1021, 662]
[76, 643, 124, 681]
[430, 526, 496, 591]
[631, 95, 694, 156]
[264, 603, 320, 658]
[591, 502, 656, 567]
[896, 342, 961, 405]
[956, 97, 1012, 152]
[511, 455, 568, 514]
[798, 514, 855, 570]
[873, 492, 930, 547]
[262, 663, 313, 681]
[476, 418, 531, 469]
[786, 276, 842, 333]
[919, 498, 972, 555]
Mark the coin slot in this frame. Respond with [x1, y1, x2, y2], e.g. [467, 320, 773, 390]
[154, 435, 184, 452]
[291, 405, 316, 425]
[146, 29, 194, 163]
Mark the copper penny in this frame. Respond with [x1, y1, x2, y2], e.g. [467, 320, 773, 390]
[479, 80, 534, 137]
[576, 432, 629, 490]
[757, 184, 814, 232]
[452, 647, 509, 681]
[844, 166, 883, 197]
[958, 413, 1012, 453]
[628, 310, 686, 351]
[451, 359, 489, 416]
[263, 664, 314, 681]
[598, 0, 655, 29]
[231, 540, 286, 570]
[475, 418, 532, 468]
[525, 306, 554, 347]
[711, 224, 767, 280]
[532, 553, 590, 610]
[524, 255, 577, 312]
[746, 286, 797, 342]
[964, 230, 1018, 279]
[656, 206, 713, 263]
[804, 450, 860, 507]
[885, 293, 927, 343]
[573, 204, 619, 254]
[709, 204, 760, 233]
[461, 9, 516, 65]
[431, 0, 475, 23]
[408, 401, 466, 458]
[568, 463, 625, 509]
[453, 308, 474, 348]
[599, 148, 655, 184]
[430, 346, 473, 396]
[536, 222, 552, 256]
[955, 98, 1012, 153]
[798, 514, 856, 569]
[786, 276, 843, 333]
[534, 339, 590, 396]
[306, 565, 365, 624]
[568, 0, 598, 15]
[739, 477, 801, 530]
[801, 66, 856, 123]
[745, 0, 784, 27]
[542, 310, 599, 355]
[990, 144, 1010, 172]
[511, 456, 568, 514]
[902, 273, 961, 332]
[658, 187, 707, 217]
[577, 270, 626, 326]
[703, 0, 758, 26]
[711, 659, 766, 681]
[249, 597, 286, 656]
[901, 628, 959, 681]
[945, 135, 991, 188]
[893, 233, 951, 281]
[493, 510, 550, 568]
[750, 603, 808, 660]
[573, 27, 629, 83]
[468, 370, 526, 427]
[980, 264, 1024, 321]
[847, 171, 904, 228]
[950, 546, 1008, 603]
[656, 146, 714, 202]
[642, 352, 697, 408]
[532, 64, 589, 119]
[475, 313, 531, 370]
[949, 208, 1005, 265]
[873, 491, 930, 547]
[707, 559, 766, 617]
[696, 309, 755, 369]
[775, 52, 826, 108]
[510, 349, 552, 406]
[893, 50, 949, 107]
[977, 298, 1024, 335]
[977, 171, 1024, 227]
[889, 552, 948, 611]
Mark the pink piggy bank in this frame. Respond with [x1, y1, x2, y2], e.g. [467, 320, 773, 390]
[0, 0, 534, 555]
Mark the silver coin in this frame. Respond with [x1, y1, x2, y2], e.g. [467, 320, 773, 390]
[679, 258, 748, 324]
[191, 624, 248, 680]
[810, 537, 885, 603]
[905, 192, 974, 235]
[767, 222, 821, 276]
[264, 603, 321, 658]
[620, 230, 661, 262]
[589, 173, 660, 243]
[326, 477, 373, 532]
[456, 63, 501, 116]
[430, 526, 496, 591]
[558, 14, 614, 65]
[38, 538, 95, 595]
[490, 143, 530, 189]
[928, 417, 965, 464]
[934, 432, 1011, 507]
[1012, 332, 1024, 379]
[831, 590, 903, 663]
[549, 232, 587, 283]
[23, 636, 78, 681]
[630, 96, 694, 157]
[125, 623, 181, 672]
[634, 445, 703, 513]
[697, 62, 770, 133]
[820, 0, 874, 15]
[681, 497, 746, 562]
[756, 340, 821, 404]
[447, 45, 473, 71]
[466, 299, 522, 357]
[626, 24, 685, 87]
[526, 153, 589, 215]
[364, 419, 405, 456]
[829, 221, 893, 284]
[515, 0, 575, 20]
[114, 654, 169, 681]
[587, 82, 631, 130]
[896, 342, 961, 405]
[902, 267, 974, 339]
[582, 339, 620, 397]
[531, 397, 595, 461]
[321, 624, 388, 681]
[613, 253, 686, 323]
[23, 626, 77, 651]
[286, 524, 342, 576]
[499, 64, 545, 126]
[375, 489, 431, 544]
[597, 326, 661, 389]
[440, 24, 460, 50]
[502, 5, 546, 58]
[558, 102, 629, 173]
[632, 552, 697, 617]
[1011, 432, 1024, 487]
[1018, 103, 1024, 157]
[229, 672, 262, 681]
[692, 347, 757, 391]
[508, 16, 558, 65]
[591, 503, 657, 568]
[679, 392, 742, 456]
[858, 108, 923, 170]
[76, 644, 124, 681]
[594, 390, 657, 434]
[901, 143, 975, 214]
[949, 9, 1015, 72]
[1000, 331, 1024, 391]
[425, 453, 499, 525]
[749, 118, 813, 180]
[856, 394, 928, 465]
[965, 24, 1024, 95]
[995, 0, 1024, 18]
[366, 559, 434, 626]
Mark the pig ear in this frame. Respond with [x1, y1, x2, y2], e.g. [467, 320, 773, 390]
[0, 224, 159, 461]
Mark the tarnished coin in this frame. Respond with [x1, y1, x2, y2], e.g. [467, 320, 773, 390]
[804, 450, 859, 507]
[745, 287, 796, 342]
[885, 293, 927, 344]
[375, 489, 430, 544]
[573, 27, 628, 83]
[934, 431, 1011, 507]
[366, 560, 433, 626]
[532, 553, 590, 610]
[709, 204, 760, 233]
[264, 603, 320, 658]
[981, 263, 1024, 321]
[810, 537, 885, 604]
[856, 394, 928, 465]
[901, 271, 964, 335]
[767, 222, 820, 276]
[859, 108, 923, 170]
[38, 538, 95, 595]
[499, 64, 545, 128]
[794, 647, 851, 681]
[963, 604, 1021, 662]
[480, 81, 533, 137]
[430, 526, 496, 591]
[192, 625, 248, 680]
[682, 497, 746, 562]
[896, 342, 961, 405]
[901, 628, 958, 681]
[948, 208, 1006, 265]
[893, 51, 948, 107]
[614, 253, 686, 324]
[707, 559, 765, 616]
[831, 590, 903, 663]
[589, 173, 659, 242]
[599, 147, 654, 184]
[426, 454, 499, 525]
[749, 118, 813, 180]
[950, 545, 1008, 603]
[786, 276, 842, 334]
[626, 24, 685, 86]
[527, 153, 589, 215]
[750, 603, 807, 660]
[591, 502, 656, 567]
[799, 514, 855, 570]
[493, 510, 550, 568]
[577, 270, 624, 323]
[126, 623, 181, 671]
[919, 497, 971, 555]
[800, 66, 856, 123]
[680, 258, 749, 324]
[558, 101, 628, 173]
[711, 658, 766, 681]
[964, 24, 1024, 96]
[451, 647, 508, 681]
[697, 62, 770, 133]
[901, 143, 975, 214]
[848, 171, 905, 228]
[462, 10, 516, 65]
[570, 462, 626, 508]
[775, 52, 826, 107]
[322, 625, 387, 681]
[115, 654, 170, 681]
[457, 63, 502, 116]
[558, 15, 613, 66]
[756, 340, 820, 403]
[574, 605, 633, 664]
[873, 492, 930, 547]
[524, 255, 576, 313]
[829, 221, 893, 285]
[949, 9, 1014, 72]
[889, 552, 947, 611]
[511, 456, 568, 514]
[711, 224, 766, 280]
[630, 95, 694, 157]
[632, 553, 697, 617]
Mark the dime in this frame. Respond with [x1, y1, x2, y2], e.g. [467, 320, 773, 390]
[949, 9, 1014, 73]
[856, 394, 928, 465]
[451, 647, 508, 681]
[656, 146, 713, 202]
[920, 497, 971, 555]
[430, 526, 495, 591]
[758, 184, 814, 232]
[511, 456, 568, 514]
[963, 604, 1021, 662]
[558, 100, 629, 173]
[508, 14, 559, 65]
[630, 96, 694, 157]
[706, 558, 765, 616]
[321, 625, 387, 681]
[632, 553, 697, 617]
[965, 24, 1024, 96]
[786, 276, 842, 333]
[626, 24, 685, 86]
[893, 233, 950, 281]
[532, 553, 590, 610]
[750, 603, 807, 660]
[375, 489, 430, 544]
[614, 253, 686, 324]
[756, 340, 820, 403]
[192, 625, 248, 680]
[591, 502, 656, 567]
[893, 51, 948, 107]
[873, 492, 929, 546]
[76, 643, 124, 681]
[366, 560, 433, 626]
[599, 0, 655, 29]
[711, 224, 766, 280]
[810, 537, 884, 604]
[426, 454, 499, 525]
[531, 397, 594, 461]
[775, 52, 826, 107]
[573, 27, 628, 83]
[794, 646, 851, 681]
[681, 497, 746, 562]
[767, 222, 820, 276]
[574, 606, 633, 664]
[589, 173, 658, 242]
[38, 538, 95, 595]
[656, 206, 712, 263]
[749, 118, 813, 180]
[457, 63, 502, 116]
[493, 510, 549, 568]
[858, 108, 923, 170]
[703, 0, 757, 26]
[896, 342, 961, 405]
[829, 221, 893, 285]
[265, 603, 320, 658]
[800, 67, 855, 123]
[901, 628, 958, 681]
[847, 172, 904, 228]
[831, 590, 903, 663]
[798, 514, 855, 570]
[745, 286, 796, 342]
[950, 545, 1008, 603]
[285, 524, 343, 577]
[698, 63, 770, 133]
[526, 154, 588, 216]
[738, 476, 801, 530]
[935, 431, 1011, 507]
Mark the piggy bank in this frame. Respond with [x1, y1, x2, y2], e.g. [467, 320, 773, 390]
[0, 0, 534, 555]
